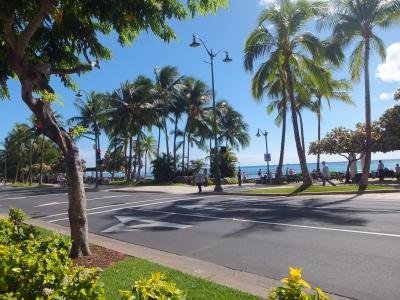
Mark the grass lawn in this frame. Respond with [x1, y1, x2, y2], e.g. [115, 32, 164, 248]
[247, 184, 397, 194]
[10, 182, 54, 188]
[109, 180, 188, 187]
[100, 258, 263, 300]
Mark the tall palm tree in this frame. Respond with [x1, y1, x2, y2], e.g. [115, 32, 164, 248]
[68, 92, 106, 182]
[154, 66, 184, 157]
[302, 67, 352, 171]
[179, 77, 211, 171]
[7, 124, 30, 183]
[141, 135, 157, 177]
[216, 101, 250, 150]
[320, 0, 400, 187]
[109, 76, 157, 180]
[170, 90, 188, 168]
[244, 0, 342, 185]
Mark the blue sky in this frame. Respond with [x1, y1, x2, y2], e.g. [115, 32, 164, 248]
[1, 0, 400, 168]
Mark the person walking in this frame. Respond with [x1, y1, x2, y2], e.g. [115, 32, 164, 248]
[377, 160, 385, 182]
[321, 161, 336, 186]
[195, 170, 204, 193]
[395, 164, 400, 182]
[258, 168, 262, 178]
[237, 169, 242, 186]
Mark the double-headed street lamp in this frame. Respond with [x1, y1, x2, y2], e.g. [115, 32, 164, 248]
[190, 34, 232, 192]
[256, 129, 271, 184]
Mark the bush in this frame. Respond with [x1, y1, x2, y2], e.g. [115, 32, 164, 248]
[120, 272, 186, 300]
[0, 210, 105, 300]
[8, 207, 25, 224]
[151, 154, 176, 183]
[267, 267, 329, 300]
[210, 148, 238, 178]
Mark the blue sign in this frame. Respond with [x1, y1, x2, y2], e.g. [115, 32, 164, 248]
[264, 153, 271, 162]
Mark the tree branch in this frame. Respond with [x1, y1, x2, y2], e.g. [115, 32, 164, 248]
[50, 64, 93, 75]
[0, 14, 17, 49]
[18, 0, 53, 54]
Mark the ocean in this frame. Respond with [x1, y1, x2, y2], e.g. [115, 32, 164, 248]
[238, 159, 400, 179]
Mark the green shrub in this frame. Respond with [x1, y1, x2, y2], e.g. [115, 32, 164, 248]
[151, 154, 176, 183]
[120, 272, 186, 300]
[267, 267, 329, 300]
[8, 207, 25, 224]
[0, 211, 105, 300]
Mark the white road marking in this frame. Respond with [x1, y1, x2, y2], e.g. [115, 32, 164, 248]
[0, 193, 67, 201]
[125, 208, 400, 239]
[34, 195, 132, 207]
[47, 195, 219, 223]
[102, 215, 191, 233]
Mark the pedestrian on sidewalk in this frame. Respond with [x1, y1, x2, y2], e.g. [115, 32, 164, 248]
[237, 169, 242, 186]
[321, 161, 336, 186]
[395, 164, 400, 182]
[195, 170, 204, 193]
[377, 160, 385, 182]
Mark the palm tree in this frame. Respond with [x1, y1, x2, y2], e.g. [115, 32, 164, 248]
[7, 124, 30, 183]
[170, 90, 188, 168]
[216, 101, 250, 150]
[320, 0, 400, 188]
[244, 0, 342, 185]
[109, 76, 157, 180]
[68, 92, 106, 183]
[302, 67, 352, 171]
[154, 66, 184, 157]
[179, 77, 211, 171]
[141, 135, 157, 177]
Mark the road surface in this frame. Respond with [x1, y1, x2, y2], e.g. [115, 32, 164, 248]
[0, 185, 399, 300]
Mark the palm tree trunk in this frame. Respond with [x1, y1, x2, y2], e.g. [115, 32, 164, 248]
[128, 134, 133, 181]
[14, 160, 20, 183]
[145, 150, 148, 177]
[173, 116, 178, 167]
[97, 131, 103, 183]
[28, 137, 33, 186]
[360, 38, 372, 189]
[39, 134, 45, 184]
[136, 135, 141, 182]
[316, 97, 322, 172]
[157, 126, 161, 157]
[124, 135, 128, 180]
[284, 59, 312, 185]
[163, 117, 170, 156]
[297, 109, 306, 158]
[277, 102, 287, 180]
[182, 129, 186, 172]
[186, 135, 190, 171]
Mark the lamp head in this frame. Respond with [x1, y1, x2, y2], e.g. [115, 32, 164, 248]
[256, 130, 261, 138]
[222, 51, 232, 63]
[190, 35, 200, 48]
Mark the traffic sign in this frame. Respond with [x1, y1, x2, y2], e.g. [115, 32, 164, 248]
[264, 153, 271, 162]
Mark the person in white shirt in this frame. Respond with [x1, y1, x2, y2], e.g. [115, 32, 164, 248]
[321, 161, 336, 186]
[195, 170, 204, 193]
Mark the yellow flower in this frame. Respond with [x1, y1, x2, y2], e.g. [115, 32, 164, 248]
[315, 287, 330, 300]
[288, 267, 302, 282]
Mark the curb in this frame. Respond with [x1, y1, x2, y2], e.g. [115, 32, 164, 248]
[0, 213, 351, 300]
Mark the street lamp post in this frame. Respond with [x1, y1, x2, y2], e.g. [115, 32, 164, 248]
[256, 129, 271, 184]
[190, 34, 232, 192]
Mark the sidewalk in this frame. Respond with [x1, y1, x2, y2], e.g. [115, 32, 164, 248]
[7, 214, 349, 300]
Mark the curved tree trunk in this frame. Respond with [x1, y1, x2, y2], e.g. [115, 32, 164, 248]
[297, 109, 306, 158]
[316, 97, 322, 172]
[163, 117, 170, 156]
[360, 38, 371, 189]
[284, 58, 312, 185]
[277, 102, 287, 180]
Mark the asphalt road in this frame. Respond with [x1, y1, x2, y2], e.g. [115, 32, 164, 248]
[0, 185, 399, 300]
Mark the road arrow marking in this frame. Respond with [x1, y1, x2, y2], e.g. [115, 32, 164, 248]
[102, 215, 192, 233]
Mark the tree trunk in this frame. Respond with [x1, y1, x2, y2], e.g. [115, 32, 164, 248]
[28, 137, 33, 186]
[297, 109, 306, 158]
[144, 151, 148, 177]
[163, 117, 170, 156]
[96, 130, 103, 183]
[284, 58, 312, 185]
[157, 126, 161, 157]
[316, 97, 322, 172]
[182, 129, 186, 172]
[124, 135, 128, 180]
[277, 100, 287, 180]
[186, 135, 190, 171]
[173, 116, 178, 168]
[39, 134, 45, 184]
[360, 37, 371, 189]
[14, 160, 20, 183]
[136, 135, 141, 182]
[128, 134, 133, 181]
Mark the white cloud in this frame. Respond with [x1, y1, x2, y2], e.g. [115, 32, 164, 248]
[376, 43, 400, 82]
[378, 91, 394, 101]
[259, 0, 275, 7]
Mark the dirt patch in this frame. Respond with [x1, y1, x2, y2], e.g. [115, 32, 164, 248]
[73, 245, 130, 268]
